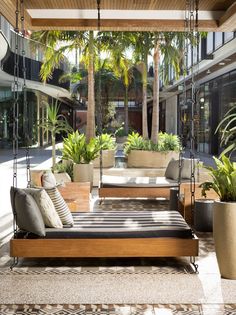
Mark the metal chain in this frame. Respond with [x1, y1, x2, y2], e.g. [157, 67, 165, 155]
[188, 0, 199, 220]
[12, 0, 20, 237]
[20, 0, 31, 187]
[97, 0, 103, 186]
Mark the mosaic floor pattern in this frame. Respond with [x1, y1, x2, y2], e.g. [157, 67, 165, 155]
[0, 304, 236, 315]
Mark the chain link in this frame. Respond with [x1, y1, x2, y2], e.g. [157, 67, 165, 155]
[20, 0, 31, 187]
[184, 0, 199, 219]
[96, 0, 104, 185]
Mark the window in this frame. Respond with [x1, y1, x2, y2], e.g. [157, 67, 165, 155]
[224, 32, 234, 43]
[215, 33, 223, 49]
[206, 32, 214, 54]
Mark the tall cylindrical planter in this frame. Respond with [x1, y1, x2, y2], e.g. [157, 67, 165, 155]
[213, 201, 236, 279]
[73, 163, 93, 190]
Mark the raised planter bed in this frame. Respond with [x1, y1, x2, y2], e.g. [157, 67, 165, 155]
[93, 149, 115, 168]
[127, 150, 179, 168]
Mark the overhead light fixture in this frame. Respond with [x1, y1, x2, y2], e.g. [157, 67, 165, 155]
[206, 70, 211, 74]
[219, 62, 225, 66]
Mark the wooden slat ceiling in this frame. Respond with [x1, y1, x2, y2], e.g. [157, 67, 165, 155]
[1, 0, 236, 31]
[23, 0, 235, 10]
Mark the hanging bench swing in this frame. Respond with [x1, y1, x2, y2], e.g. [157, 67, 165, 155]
[10, 0, 199, 272]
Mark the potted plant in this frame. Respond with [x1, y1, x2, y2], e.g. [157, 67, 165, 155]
[93, 133, 117, 168]
[62, 131, 100, 188]
[124, 132, 180, 168]
[200, 155, 236, 279]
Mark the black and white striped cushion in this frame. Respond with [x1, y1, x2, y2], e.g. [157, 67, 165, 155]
[45, 187, 74, 226]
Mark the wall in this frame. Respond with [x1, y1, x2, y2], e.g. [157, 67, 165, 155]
[165, 95, 177, 134]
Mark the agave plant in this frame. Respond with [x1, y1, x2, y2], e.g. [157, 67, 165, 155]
[215, 105, 236, 157]
[200, 155, 236, 202]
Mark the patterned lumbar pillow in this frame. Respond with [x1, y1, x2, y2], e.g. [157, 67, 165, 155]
[10, 187, 46, 236]
[24, 188, 63, 228]
[45, 186, 74, 226]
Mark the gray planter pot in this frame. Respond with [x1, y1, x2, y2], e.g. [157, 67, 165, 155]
[194, 199, 214, 232]
[73, 163, 93, 190]
[213, 200, 236, 279]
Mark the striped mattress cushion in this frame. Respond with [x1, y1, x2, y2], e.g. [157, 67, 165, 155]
[17, 211, 193, 239]
[101, 175, 179, 188]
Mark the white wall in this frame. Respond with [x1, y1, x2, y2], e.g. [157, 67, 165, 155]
[165, 95, 177, 134]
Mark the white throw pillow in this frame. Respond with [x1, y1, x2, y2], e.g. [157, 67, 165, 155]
[25, 188, 63, 228]
[42, 171, 57, 188]
[165, 159, 180, 180]
[45, 186, 74, 226]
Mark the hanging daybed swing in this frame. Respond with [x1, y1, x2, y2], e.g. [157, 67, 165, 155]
[10, 0, 199, 272]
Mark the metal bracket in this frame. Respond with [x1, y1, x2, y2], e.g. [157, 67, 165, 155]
[10, 256, 19, 270]
[190, 256, 199, 273]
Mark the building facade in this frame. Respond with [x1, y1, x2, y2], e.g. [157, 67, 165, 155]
[160, 31, 236, 156]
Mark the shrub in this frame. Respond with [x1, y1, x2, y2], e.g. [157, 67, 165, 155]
[96, 133, 116, 150]
[123, 132, 180, 155]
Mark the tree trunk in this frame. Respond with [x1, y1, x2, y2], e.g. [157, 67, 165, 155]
[124, 86, 129, 135]
[151, 40, 160, 144]
[51, 133, 56, 171]
[86, 31, 95, 142]
[142, 52, 149, 139]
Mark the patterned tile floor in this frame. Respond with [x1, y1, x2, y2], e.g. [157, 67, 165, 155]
[0, 199, 235, 314]
[0, 304, 236, 315]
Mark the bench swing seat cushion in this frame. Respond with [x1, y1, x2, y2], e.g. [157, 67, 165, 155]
[16, 210, 194, 239]
[101, 175, 179, 188]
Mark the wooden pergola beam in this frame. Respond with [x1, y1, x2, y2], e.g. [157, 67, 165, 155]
[31, 18, 218, 31]
[218, 2, 236, 31]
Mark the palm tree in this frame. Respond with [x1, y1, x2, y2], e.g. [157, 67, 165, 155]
[31, 30, 96, 142]
[100, 32, 134, 135]
[131, 32, 154, 139]
[150, 32, 192, 144]
[38, 100, 73, 170]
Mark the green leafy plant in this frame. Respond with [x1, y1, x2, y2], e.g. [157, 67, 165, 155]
[62, 131, 101, 164]
[123, 132, 180, 155]
[54, 161, 74, 180]
[215, 105, 236, 157]
[96, 133, 117, 150]
[115, 126, 127, 137]
[200, 155, 236, 202]
[38, 100, 73, 171]
[158, 132, 181, 152]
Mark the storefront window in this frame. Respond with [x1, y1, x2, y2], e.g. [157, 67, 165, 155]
[0, 87, 38, 148]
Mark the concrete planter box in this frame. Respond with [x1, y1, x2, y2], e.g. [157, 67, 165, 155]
[127, 150, 179, 168]
[213, 200, 236, 279]
[93, 149, 116, 168]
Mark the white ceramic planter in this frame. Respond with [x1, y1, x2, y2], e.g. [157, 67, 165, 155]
[93, 149, 115, 168]
[73, 163, 93, 190]
[213, 200, 236, 279]
[127, 150, 179, 168]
